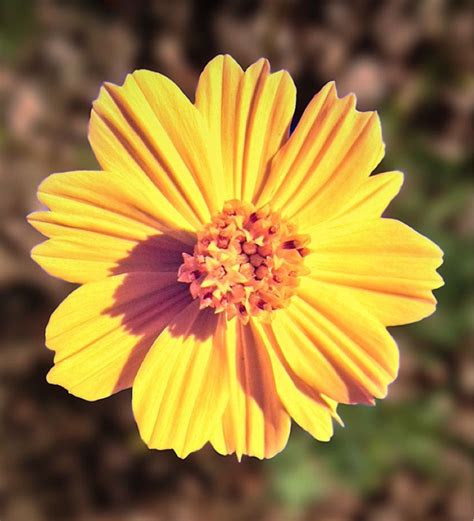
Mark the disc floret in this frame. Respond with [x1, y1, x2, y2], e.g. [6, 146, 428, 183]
[178, 200, 310, 323]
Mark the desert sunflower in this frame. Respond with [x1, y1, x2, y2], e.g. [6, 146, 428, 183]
[28, 55, 443, 459]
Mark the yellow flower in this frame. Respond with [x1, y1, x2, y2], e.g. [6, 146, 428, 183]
[28, 55, 443, 459]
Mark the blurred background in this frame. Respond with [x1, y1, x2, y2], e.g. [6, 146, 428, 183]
[0, 0, 473, 520]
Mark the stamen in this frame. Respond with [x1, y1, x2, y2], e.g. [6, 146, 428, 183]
[255, 265, 268, 280]
[249, 254, 264, 267]
[257, 243, 272, 257]
[217, 236, 229, 249]
[282, 240, 297, 249]
[242, 242, 258, 255]
[177, 200, 311, 322]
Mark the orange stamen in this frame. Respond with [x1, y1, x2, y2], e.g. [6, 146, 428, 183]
[177, 200, 311, 322]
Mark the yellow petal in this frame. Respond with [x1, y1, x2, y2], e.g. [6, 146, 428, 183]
[46, 273, 189, 400]
[89, 70, 224, 227]
[210, 319, 291, 460]
[263, 308, 357, 404]
[307, 218, 444, 325]
[280, 279, 399, 404]
[256, 82, 384, 224]
[253, 321, 336, 442]
[195, 55, 296, 202]
[325, 171, 404, 225]
[132, 303, 229, 458]
[28, 170, 193, 283]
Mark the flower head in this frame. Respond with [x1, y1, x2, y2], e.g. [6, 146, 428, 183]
[28, 55, 443, 459]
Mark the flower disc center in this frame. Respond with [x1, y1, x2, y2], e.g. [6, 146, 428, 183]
[178, 200, 310, 323]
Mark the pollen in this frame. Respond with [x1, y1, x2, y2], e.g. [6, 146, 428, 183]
[178, 200, 311, 323]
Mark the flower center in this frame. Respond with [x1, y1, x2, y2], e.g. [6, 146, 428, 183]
[178, 200, 310, 324]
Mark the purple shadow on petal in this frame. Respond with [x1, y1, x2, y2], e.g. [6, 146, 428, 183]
[262, 324, 376, 406]
[234, 324, 277, 418]
[101, 230, 219, 394]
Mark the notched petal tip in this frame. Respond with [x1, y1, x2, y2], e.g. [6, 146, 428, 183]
[29, 240, 74, 282]
[46, 368, 100, 402]
[385, 170, 405, 191]
[35, 171, 64, 204]
[321, 395, 345, 427]
[202, 54, 243, 75]
[26, 211, 45, 234]
[270, 68, 297, 95]
[248, 56, 271, 73]
[323, 79, 337, 93]
[332, 83, 385, 150]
